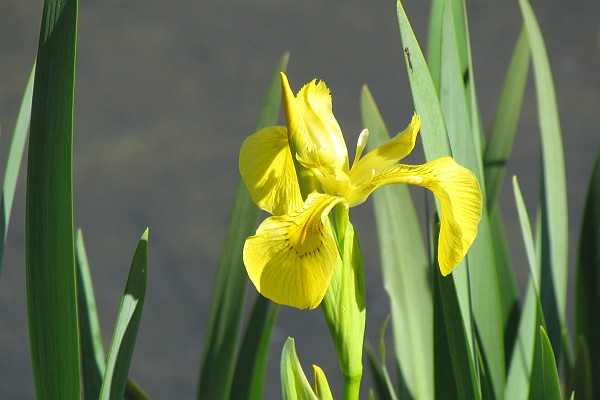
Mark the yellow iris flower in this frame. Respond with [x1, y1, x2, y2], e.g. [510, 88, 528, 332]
[239, 73, 482, 309]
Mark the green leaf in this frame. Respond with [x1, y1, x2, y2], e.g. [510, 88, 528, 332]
[513, 177, 539, 289]
[280, 338, 318, 400]
[0, 64, 35, 273]
[25, 0, 80, 398]
[197, 53, 288, 399]
[518, 0, 570, 359]
[435, 260, 480, 400]
[489, 207, 519, 361]
[99, 229, 148, 400]
[365, 342, 398, 400]
[483, 26, 526, 341]
[230, 297, 280, 400]
[568, 337, 593, 400]
[505, 176, 545, 399]
[396, 3, 482, 397]
[540, 327, 562, 400]
[360, 86, 432, 400]
[76, 229, 107, 400]
[426, 0, 444, 92]
[484, 28, 530, 208]
[575, 148, 600, 397]
[433, 267, 459, 400]
[77, 229, 149, 400]
[440, 4, 505, 397]
[364, 316, 398, 400]
[396, 0, 452, 160]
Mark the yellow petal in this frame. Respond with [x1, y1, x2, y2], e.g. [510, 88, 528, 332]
[281, 73, 349, 174]
[243, 193, 344, 309]
[347, 157, 482, 275]
[349, 113, 420, 186]
[239, 126, 303, 215]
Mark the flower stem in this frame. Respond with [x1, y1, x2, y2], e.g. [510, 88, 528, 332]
[343, 374, 362, 400]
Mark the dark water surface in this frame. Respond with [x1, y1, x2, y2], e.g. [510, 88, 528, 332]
[1, 1, 599, 398]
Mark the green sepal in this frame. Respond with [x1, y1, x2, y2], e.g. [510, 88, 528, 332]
[321, 209, 366, 400]
[281, 338, 319, 400]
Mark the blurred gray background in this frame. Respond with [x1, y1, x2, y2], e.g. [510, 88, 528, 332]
[1, 1, 598, 398]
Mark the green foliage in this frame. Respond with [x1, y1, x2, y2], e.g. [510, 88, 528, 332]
[6, 0, 591, 398]
[197, 53, 289, 399]
[575, 149, 600, 398]
[321, 215, 366, 399]
[280, 338, 319, 400]
[25, 0, 80, 398]
[230, 296, 279, 400]
[76, 230, 107, 400]
[0, 64, 34, 273]
[361, 86, 432, 400]
[540, 327, 562, 400]
[519, 0, 570, 359]
[99, 229, 149, 400]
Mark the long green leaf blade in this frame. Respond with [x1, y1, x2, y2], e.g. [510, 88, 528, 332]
[100, 229, 149, 400]
[518, 0, 569, 356]
[76, 229, 106, 400]
[484, 28, 530, 208]
[0, 64, 35, 273]
[77, 229, 149, 400]
[396, 0, 452, 160]
[506, 176, 547, 399]
[540, 327, 562, 400]
[426, 0, 444, 92]
[396, 3, 480, 397]
[575, 148, 600, 397]
[230, 297, 280, 400]
[365, 342, 398, 400]
[436, 264, 480, 400]
[361, 86, 432, 400]
[440, 4, 505, 397]
[25, 0, 80, 398]
[197, 53, 288, 399]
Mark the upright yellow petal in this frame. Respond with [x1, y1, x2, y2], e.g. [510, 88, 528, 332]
[281, 73, 349, 174]
[243, 193, 344, 309]
[347, 157, 482, 275]
[348, 113, 420, 186]
[239, 126, 303, 215]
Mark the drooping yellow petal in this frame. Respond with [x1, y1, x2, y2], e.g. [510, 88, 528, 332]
[243, 193, 345, 309]
[348, 113, 421, 186]
[347, 157, 482, 275]
[239, 126, 303, 215]
[281, 73, 349, 175]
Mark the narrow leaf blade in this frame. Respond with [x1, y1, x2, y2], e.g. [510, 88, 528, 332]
[197, 53, 288, 399]
[76, 229, 106, 400]
[484, 28, 530, 207]
[519, 0, 569, 357]
[361, 86, 432, 400]
[540, 327, 562, 400]
[100, 229, 149, 400]
[575, 148, 600, 397]
[0, 63, 35, 272]
[25, 0, 80, 398]
[439, 4, 505, 397]
[230, 297, 280, 400]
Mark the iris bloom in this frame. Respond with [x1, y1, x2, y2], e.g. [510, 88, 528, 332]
[240, 73, 482, 309]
